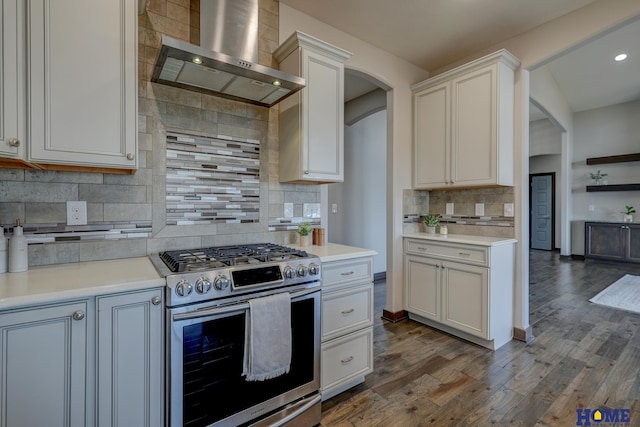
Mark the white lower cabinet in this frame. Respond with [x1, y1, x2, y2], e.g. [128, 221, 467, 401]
[0, 288, 163, 427]
[97, 289, 163, 427]
[0, 301, 89, 427]
[404, 238, 514, 350]
[320, 256, 374, 400]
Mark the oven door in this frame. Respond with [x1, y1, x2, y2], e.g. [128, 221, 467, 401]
[167, 287, 321, 427]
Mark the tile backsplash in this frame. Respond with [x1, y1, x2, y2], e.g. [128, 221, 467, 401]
[0, 0, 321, 267]
[403, 187, 515, 238]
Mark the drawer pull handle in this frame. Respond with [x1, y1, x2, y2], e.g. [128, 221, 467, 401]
[341, 356, 354, 364]
[341, 271, 355, 276]
[417, 246, 428, 251]
[341, 308, 354, 315]
[459, 252, 471, 256]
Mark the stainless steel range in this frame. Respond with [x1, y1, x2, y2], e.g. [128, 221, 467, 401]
[150, 243, 322, 427]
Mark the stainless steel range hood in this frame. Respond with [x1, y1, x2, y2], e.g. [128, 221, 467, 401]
[151, 0, 304, 108]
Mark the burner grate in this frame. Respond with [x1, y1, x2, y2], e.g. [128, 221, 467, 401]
[159, 243, 310, 272]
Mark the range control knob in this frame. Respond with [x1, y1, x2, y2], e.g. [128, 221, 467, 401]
[308, 263, 320, 276]
[296, 264, 308, 277]
[283, 265, 295, 279]
[195, 277, 213, 294]
[175, 279, 193, 297]
[214, 275, 230, 291]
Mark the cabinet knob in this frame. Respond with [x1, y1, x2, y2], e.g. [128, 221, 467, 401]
[304, 170, 310, 175]
[151, 296, 162, 305]
[7, 137, 20, 147]
[72, 310, 85, 321]
[126, 153, 135, 161]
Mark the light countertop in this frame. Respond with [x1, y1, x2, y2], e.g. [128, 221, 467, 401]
[0, 257, 164, 311]
[288, 242, 377, 262]
[403, 233, 517, 247]
[0, 243, 376, 311]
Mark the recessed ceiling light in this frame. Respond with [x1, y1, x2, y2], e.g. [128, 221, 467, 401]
[614, 53, 628, 62]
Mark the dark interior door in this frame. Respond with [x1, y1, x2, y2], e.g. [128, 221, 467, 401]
[530, 174, 554, 250]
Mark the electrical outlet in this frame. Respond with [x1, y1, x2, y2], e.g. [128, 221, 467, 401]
[588, 205, 595, 212]
[67, 201, 87, 225]
[475, 203, 485, 216]
[504, 203, 514, 217]
[303, 203, 321, 218]
[331, 204, 338, 214]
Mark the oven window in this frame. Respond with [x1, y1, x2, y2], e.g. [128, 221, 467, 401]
[182, 297, 316, 427]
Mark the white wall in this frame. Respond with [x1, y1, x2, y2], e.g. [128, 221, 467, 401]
[529, 118, 562, 157]
[573, 100, 640, 222]
[280, 4, 429, 314]
[328, 109, 387, 274]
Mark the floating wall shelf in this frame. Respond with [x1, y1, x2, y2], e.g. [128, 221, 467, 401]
[586, 153, 640, 165]
[586, 184, 640, 192]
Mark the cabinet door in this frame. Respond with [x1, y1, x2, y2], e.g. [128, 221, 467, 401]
[27, 0, 137, 169]
[585, 222, 626, 261]
[302, 49, 344, 182]
[627, 225, 640, 262]
[451, 64, 496, 186]
[441, 261, 488, 339]
[97, 289, 163, 427]
[0, 0, 24, 158]
[0, 302, 88, 427]
[404, 255, 440, 321]
[414, 83, 449, 188]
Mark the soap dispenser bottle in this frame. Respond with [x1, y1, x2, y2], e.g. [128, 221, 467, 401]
[9, 218, 27, 273]
[0, 218, 7, 273]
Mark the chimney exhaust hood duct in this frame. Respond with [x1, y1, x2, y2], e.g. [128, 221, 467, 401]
[151, 0, 304, 108]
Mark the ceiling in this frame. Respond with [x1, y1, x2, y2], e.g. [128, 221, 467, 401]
[281, 0, 640, 117]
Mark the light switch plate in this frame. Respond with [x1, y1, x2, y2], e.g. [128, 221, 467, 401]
[284, 203, 294, 218]
[475, 203, 485, 216]
[504, 203, 514, 217]
[446, 203, 454, 215]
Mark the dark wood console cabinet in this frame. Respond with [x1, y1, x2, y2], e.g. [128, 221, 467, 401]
[585, 221, 640, 263]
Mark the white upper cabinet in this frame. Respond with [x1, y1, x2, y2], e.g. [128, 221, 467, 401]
[275, 31, 352, 184]
[0, 0, 25, 161]
[412, 50, 519, 189]
[0, 0, 138, 172]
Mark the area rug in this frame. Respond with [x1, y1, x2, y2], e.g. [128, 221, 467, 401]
[589, 274, 640, 314]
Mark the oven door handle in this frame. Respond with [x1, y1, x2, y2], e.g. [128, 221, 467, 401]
[266, 393, 322, 427]
[172, 287, 319, 322]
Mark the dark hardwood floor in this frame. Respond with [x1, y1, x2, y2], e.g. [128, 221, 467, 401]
[320, 250, 640, 426]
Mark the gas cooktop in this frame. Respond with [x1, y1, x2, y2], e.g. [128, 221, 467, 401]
[150, 243, 321, 307]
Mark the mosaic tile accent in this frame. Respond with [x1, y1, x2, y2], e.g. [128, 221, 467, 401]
[165, 131, 261, 225]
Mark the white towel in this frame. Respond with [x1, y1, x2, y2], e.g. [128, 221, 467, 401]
[242, 292, 292, 381]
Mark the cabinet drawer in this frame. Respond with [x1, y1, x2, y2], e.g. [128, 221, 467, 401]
[322, 284, 373, 341]
[321, 328, 373, 392]
[405, 239, 487, 266]
[322, 257, 373, 288]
